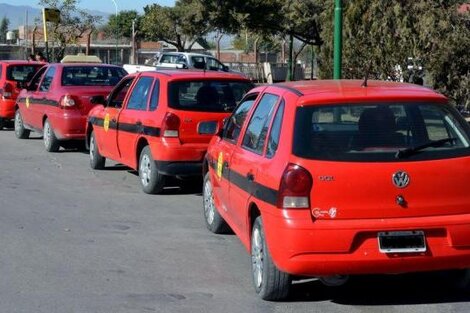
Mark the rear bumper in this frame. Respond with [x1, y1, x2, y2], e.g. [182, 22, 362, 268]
[150, 138, 207, 176]
[155, 161, 202, 176]
[49, 113, 87, 140]
[0, 98, 16, 119]
[262, 211, 470, 276]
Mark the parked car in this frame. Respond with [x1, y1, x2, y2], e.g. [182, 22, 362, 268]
[14, 60, 127, 152]
[203, 80, 470, 300]
[87, 70, 254, 194]
[0, 61, 44, 129]
[123, 52, 239, 75]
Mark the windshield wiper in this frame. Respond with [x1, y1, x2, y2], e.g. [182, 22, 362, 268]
[395, 138, 457, 159]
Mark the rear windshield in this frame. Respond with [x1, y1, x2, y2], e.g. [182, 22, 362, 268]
[61, 66, 127, 86]
[168, 80, 254, 112]
[293, 103, 470, 162]
[6, 65, 43, 82]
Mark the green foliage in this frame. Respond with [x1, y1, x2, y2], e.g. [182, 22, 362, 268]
[141, 0, 210, 51]
[317, 0, 469, 106]
[0, 16, 10, 43]
[38, 0, 102, 61]
[105, 10, 140, 39]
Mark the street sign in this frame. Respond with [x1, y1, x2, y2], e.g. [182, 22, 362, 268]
[43, 8, 61, 23]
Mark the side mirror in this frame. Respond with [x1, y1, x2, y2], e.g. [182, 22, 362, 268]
[217, 117, 229, 137]
[90, 95, 106, 105]
[222, 65, 229, 72]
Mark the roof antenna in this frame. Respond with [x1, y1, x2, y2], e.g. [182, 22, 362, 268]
[361, 62, 372, 87]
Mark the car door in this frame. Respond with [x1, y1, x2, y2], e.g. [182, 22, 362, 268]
[20, 66, 47, 128]
[94, 76, 135, 161]
[228, 93, 282, 235]
[116, 75, 155, 168]
[210, 93, 259, 231]
[30, 66, 56, 129]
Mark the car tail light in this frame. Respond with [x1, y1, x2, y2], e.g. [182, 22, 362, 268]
[277, 164, 313, 209]
[60, 94, 76, 108]
[2, 83, 13, 99]
[162, 112, 180, 137]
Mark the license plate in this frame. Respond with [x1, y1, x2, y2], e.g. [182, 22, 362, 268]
[378, 231, 426, 253]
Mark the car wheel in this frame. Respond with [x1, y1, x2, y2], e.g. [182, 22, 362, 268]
[203, 172, 230, 234]
[89, 130, 105, 169]
[251, 216, 291, 301]
[43, 119, 60, 152]
[447, 269, 470, 290]
[139, 146, 164, 194]
[0, 117, 4, 130]
[14, 110, 30, 139]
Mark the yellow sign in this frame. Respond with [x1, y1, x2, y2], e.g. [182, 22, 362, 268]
[42, 8, 60, 42]
[103, 113, 110, 132]
[25, 97, 30, 109]
[216, 152, 223, 179]
[43, 8, 61, 23]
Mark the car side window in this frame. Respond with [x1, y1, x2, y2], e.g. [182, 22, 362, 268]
[266, 100, 284, 158]
[107, 77, 134, 109]
[39, 67, 56, 92]
[223, 93, 258, 143]
[242, 93, 279, 154]
[28, 66, 47, 91]
[149, 79, 160, 111]
[126, 76, 154, 111]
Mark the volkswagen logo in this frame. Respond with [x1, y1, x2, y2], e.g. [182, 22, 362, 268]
[392, 171, 410, 188]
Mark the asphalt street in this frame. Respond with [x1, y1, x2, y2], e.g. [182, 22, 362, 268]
[1, 128, 469, 313]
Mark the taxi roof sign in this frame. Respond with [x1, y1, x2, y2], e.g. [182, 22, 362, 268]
[61, 54, 103, 64]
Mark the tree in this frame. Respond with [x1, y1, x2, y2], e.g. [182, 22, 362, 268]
[317, 0, 469, 106]
[105, 10, 140, 40]
[0, 16, 10, 43]
[141, 0, 211, 51]
[38, 0, 102, 62]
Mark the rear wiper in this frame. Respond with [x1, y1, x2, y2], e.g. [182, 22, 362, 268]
[395, 138, 457, 159]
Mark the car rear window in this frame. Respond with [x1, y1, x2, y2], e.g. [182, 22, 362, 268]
[61, 66, 127, 86]
[293, 102, 470, 162]
[6, 65, 43, 82]
[168, 80, 254, 112]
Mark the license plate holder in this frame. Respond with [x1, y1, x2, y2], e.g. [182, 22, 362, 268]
[378, 230, 426, 253]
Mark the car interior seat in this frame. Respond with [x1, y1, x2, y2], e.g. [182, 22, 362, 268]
[350, 106, 404, 150]
[195, 85, 219, 108]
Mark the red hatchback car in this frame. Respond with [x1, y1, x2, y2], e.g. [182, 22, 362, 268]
[14, 62, 126, 151]
[0, 61, 44, 129]
[87, 70, 253, 194]
[203, 80, 470, 300]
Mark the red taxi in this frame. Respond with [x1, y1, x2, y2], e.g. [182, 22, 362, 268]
[14, 61, 126, 151]
[203, 80, 470, 300]
[87, 70, 253, 194]
[0, 61, 44, 129]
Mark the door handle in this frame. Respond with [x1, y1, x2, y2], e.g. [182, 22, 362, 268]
[247, 173, 255, 182]
[136, 121, 142, 126]
[111, 118, 117, 123]
[223, 161, 229, 169]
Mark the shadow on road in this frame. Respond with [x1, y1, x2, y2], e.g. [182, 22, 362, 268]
[288, 272, 470, 305]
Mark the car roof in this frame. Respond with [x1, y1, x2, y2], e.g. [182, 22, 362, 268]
[137, 69, 249, 80]
[271, 80, 447, 105]
[161, 52, 212, 58]
[50, 63, 123, 68]
[0, 60, 44, 65]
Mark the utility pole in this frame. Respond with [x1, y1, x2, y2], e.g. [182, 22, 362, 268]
[286, 33, 293, 81]
[333, 0, 343, 79]
[131, 19, 135, 64]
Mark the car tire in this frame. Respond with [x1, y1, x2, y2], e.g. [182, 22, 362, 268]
[251, 216, 291, 301]
[203, 172, 231, 234]
[447, 269, 470, 290]
[14, 110, 30, 139]
[0, 117, 4, 130]
[139, 146, 164, 194]
[43, 119, 60, 152]
[89, 130, 105, 169]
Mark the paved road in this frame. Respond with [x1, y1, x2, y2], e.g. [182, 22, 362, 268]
[1, 129, 469, 313]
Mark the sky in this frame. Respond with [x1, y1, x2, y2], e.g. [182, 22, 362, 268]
[1, 0, 176, 13]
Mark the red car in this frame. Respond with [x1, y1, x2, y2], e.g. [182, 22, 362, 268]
[0, 61, 43, 129]
[203, 80, 470, 300]
[14, 62, 126, 151]
[87, 70, 253, 194]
